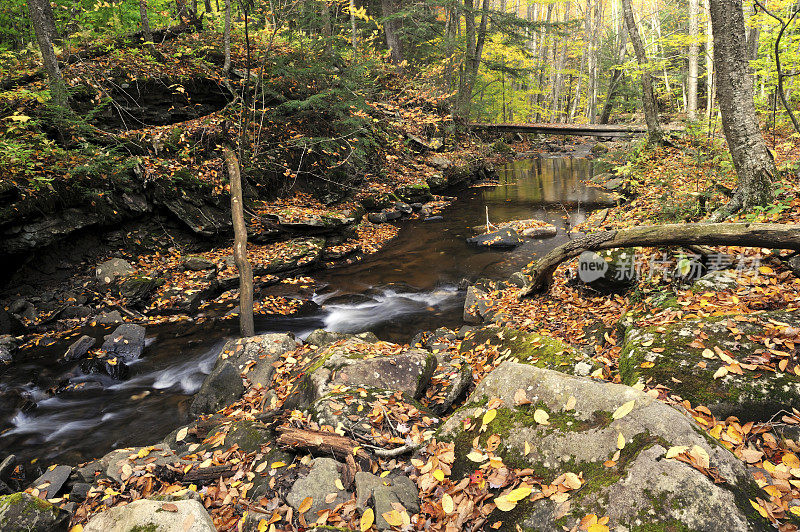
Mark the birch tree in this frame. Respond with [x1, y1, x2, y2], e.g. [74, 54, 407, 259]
[687, 0, 699, 119]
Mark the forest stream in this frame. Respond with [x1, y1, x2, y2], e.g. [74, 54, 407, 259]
[0, 155, 613, 468]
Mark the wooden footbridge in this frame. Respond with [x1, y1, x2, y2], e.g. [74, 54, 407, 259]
[469, 122, 649, 138]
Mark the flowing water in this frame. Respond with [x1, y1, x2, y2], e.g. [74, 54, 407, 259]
[0, 156, 612, 468]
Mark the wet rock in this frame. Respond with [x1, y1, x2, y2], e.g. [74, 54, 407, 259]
[786, 255, 800, 278]
[0, 309, 25, 336]
[96, 258, 134, 285]
[590, 141, 609, 154]
[433, 362, 472, 415]
[441, 362, 768, 531]
[367, 212, 387, 224]
[84, 498, 215, 532]
[576, 248, 637, 294]
[460, 325, 599, 376]
[214, 333, 297, 389]
[409, 202, 423, 212]
[428, 156, 452, 170]
[603, 177, 624, 191]
[286, 458, 351, 517]
[620, 311, 800, 420]
[0, 492, 70, 531]
[305, 329, 379, 347]
[118, 274, 164, 306]
[466, 227, 524, 249]
[394, 201, 413, 215]
[508, 271, 527, 288]
[100, 323, 146, 362]
[59, 305, 92, 319]
[463, 286, 489, 324]
[28, 465, 72, 499]
[309, 339, 436, 401]
[95, 310, 123, 325]
[189, 362, 244, 417]
[63, 335, 96, 362]
[521, 225, 558, 238]
[0, 336, 16, 364]
[0, 455, 15, 481]
[8, 299, 35, 321]
[183, 255, 216, 271]
[80, 356, 130, 380]
[100, 443, 189, 484]
[68, 482, 91, 502]
[223, 420, 273, 454]
[423, 215, 443, 222]
[693, 269, 738, 291]
[382, 209, 402, 221]
[355, 472, 419, 529]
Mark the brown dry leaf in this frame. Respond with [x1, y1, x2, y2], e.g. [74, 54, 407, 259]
[514, 389, 532, 406]
[298, 496, 313, 514]
[161, 503, 179, 512]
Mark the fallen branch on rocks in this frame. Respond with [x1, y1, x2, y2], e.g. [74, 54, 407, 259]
[277, 426, 373, 470]
[182, 464, 235, 483]
[369, 442, 422, 458]
[519, 223, 800, 297]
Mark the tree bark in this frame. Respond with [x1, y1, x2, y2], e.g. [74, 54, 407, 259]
[708, 0, 777, 219]
[27, 0, 68, 110]
[599, 32, 627, 124]
[223, 0, 231, 73]
[139, 0, 153, 43]
[687, 0, 700, 119]
[350, 0, 359, 53]
[519, 223, 800, 296]
[277, 426, 374, 470]
[454, 0, 490, 126]
[223, 145, 255, 338]
[381, 0, 403, 65]
[621, 0, 663, 144]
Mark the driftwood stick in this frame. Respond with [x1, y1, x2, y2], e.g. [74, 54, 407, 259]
[182, 464, 235, 483]
[519, 223, 800, 297]
[276, 426, 373, 470]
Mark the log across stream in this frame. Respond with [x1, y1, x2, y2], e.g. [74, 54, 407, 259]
[0, 156, 613, 467]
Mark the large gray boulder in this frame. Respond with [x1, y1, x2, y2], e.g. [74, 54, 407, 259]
[355, 472, 419, 530]
[100, 443, 190, 484]
[96, 258, 134, 285]
[286, 458, 352, 517]
[84, 498, 215, 531]
[0, 493, 70, 531]
[190, 334, 296, 416]
[440, 361, 772, 531]
[100, 323, 146, 361]
[620, 311, 800, 420]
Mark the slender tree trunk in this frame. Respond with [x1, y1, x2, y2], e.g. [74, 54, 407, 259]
[587, 0, 601, 122]
[687, 0, 699, 119]
[569, 0, 590, 120]
[139, 0, 153, 43]
[455, 0, 489, 126]
[381, 0, 403, 65]
[27, 0, 68, 110]
[600, 33, 627, 124]
[350, 0, 358, 53]
[705, 0, 714, 118]
[223, 0, 231, 73]
[708, 0, 777, 219]
[223, 145, 255, 338]
[41, 0, 59, 44]
[534, 3, 553, 121]
[204, 0, 212, 13]
[621, 0, 663, 143]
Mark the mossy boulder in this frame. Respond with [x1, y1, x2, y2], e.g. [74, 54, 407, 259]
[577, 248, 638, 294]
[0, 492, 70, 531]
[439, 362, 773, 531]
[459, 325, 599, 376]
[619, 311, 800, 420]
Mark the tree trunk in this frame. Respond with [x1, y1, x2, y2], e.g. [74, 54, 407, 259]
[455, 0, 490, 126]
[223, 0, 231, 73]
[204, 0, 212, 13]
[222, 145, 255, 338]
[519, 223, 800, 296]
[350, 0, 358, 53]
[708, 0, 777, 218]
[687, 0, 699, 119]
[599, 33, 627, 124]
[705, 0, 714, 118]
[139, 0, 153, 43]
[533, 2, 553, 122]
[381, 0, 403, 65]
[27, 0, 68, 110]
[41, 0, 60, 44]
[621, 0, 663, 144]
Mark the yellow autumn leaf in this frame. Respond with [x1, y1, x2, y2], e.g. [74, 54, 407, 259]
[483, 409, 497, 426]
[713, 367, 728, 379]
[665, 446, 689, 459]
[506, 484, 531, 503]
[783, 453, 800, 469]
[533, 409, 550, 425]
[137, 448, 151, 459]
[466, 450, 487, 462]
[433, 469, 445, 482]
[750, 499, 769, 519]
[564, 396, 576, 411]
[617, 433, 626, 450]
[382, 510, 404, 527]
[524, 441, 531, 455]
[759, 266, 774, 275]
[442, 493, 454, 514]
[335, 479, 345, 490]
[791, 506, 800, 516]
[494, 495, 517, 512]
[257, 519, 269, 532]
[298, 496, 313, 514]
[176, 427, 188, 442]
[69, 526, 84, 532]
[361, 508, 375, 531]
[587, 525, 610, 532]
[612, 400, 635, 420]
[271, 461, 286, 469]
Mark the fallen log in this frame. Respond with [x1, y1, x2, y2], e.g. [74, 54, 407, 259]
[276, 426, 373, 470]
[182, 464, 234, 483]
[519, 223, 800, 297]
